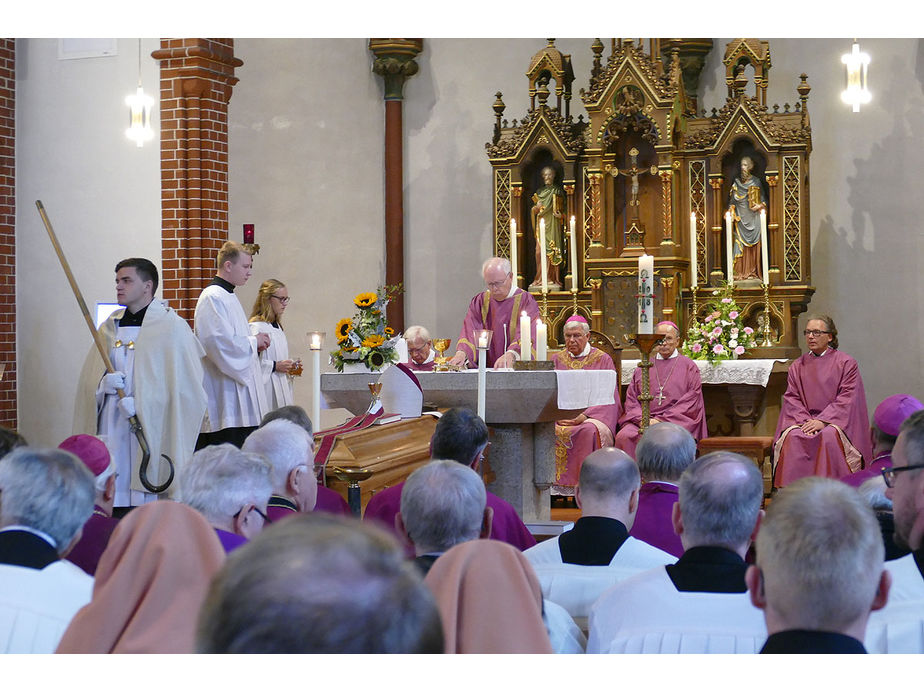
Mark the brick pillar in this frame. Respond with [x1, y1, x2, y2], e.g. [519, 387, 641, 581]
[152, 39, 242, 321]
[0, 39, 15, 429]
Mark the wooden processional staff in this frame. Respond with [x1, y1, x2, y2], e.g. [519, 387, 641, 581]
[35, 200, 174, 493]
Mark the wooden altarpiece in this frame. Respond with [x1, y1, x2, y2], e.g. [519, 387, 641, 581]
[487, 38, 815, 358]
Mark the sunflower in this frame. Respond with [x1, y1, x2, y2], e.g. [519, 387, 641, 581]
[354, 292, 378, 309]
[362, 334, 385, 349]
[341, 343, 358, 353]
[384, 327, 394, 336]
[335, 318, 352, 342]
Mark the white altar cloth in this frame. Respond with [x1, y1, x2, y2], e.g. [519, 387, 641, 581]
[620, 359, 788, 388]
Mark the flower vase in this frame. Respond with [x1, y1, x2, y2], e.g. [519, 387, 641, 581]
[341, 361, 373, 374]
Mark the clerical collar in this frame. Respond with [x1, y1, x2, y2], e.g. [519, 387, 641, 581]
[271, 321, 280, 329]
[656, 349, 679, 360]
[118, 303, 149, 327]
[0, 525, 58, 549]
[574, 342, 591, 358]
[210, 276, 236, 293]
[268, 494, 297, 514]
[811, 349, 828, 357]
[505, 284, 517, 300]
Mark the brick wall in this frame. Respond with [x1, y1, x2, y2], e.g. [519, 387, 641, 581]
[152, 39, 242, 321]
[0, 39, 15, 429]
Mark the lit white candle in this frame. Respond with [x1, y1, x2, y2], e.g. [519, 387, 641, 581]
[638, 253, 654, 334]
[535, 319, 547, 361]
[689, 212, 698, 289]
[519, 310, 531, 361]
[569, 215, 578, 291]
[510, 218, 518, 287]
[477, 340, 487, 419]
[725, 211, 734, 287]
[309, 332, 322, 431]
[539, 217, 548, 294]
[760, 208, 769, 284]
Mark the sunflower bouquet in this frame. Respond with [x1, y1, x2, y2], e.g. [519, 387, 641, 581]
[331, 284, 402, 372]
[681, 283, 758, 365]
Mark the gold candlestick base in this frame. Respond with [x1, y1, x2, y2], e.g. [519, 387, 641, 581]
[625, 333, 665, 434]
[760, 283, 773, 347]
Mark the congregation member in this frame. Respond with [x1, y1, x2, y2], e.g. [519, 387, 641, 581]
[0, 425, 26, 458]
[747, 477, 890, 653]
[74, 257, 206, 508]
[249, 279, 299, 411]
[842, 393, 923, 488]
[259, 405, 351, 516]
[629, 422, 697, 557]
[58, 434, 120, 575]
[177, 443, 273, 553]
[525, 447, 673, 624]
[614, 321, 707, 459]
[866, 409, 924, 653]
[397, 460, 492, 575]
[242, 418, 316, 522]
[550, 315, 622, 496]
[425, 539, 583, 654]
[857, 476, 905, 561]
[197, 514, 444, 653]
[363, 407, 536, 552]
[403, 324, 437, 371]
[587, 452, 766, 654]
[57, 501, 226, 654]
[0, 447, 95, 653]
[449, 256, 540, 369]
[773, 314, 871, 487]
[195, 241, 269, 449]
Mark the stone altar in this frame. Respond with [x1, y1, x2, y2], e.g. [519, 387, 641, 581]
[321, 369, 616, 522]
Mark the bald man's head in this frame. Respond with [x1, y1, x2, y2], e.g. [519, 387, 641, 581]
[578, 448, 641, 512]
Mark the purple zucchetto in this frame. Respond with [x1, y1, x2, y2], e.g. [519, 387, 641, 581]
[874, 394, 924, 437]
[59, 434, 112, 478]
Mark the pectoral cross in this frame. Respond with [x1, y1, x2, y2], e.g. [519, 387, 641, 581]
[656, 387, 666, 406]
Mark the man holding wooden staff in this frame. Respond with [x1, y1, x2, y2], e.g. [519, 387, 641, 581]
[74, 258, 208, 511]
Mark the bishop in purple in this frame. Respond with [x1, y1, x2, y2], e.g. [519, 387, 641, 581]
[551, 315, 623, 495]
[614, 322, 707, 459]
[449, 257, 539, 369]
[841, 394, 924, 488]
[773, 315, 871, 487]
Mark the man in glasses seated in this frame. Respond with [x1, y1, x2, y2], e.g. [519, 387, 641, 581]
[176, 443, 272, 553]
[864, 409, 924, 653]
[403, 325, 437, 372]
[772, 314, 871, 487]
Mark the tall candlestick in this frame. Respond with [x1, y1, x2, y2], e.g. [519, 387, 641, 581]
[760, 208, 769, 284]
[637, 253, 654, 334]
[689, 212, 698, 289]
[308, 331, 323, 431]
[539, 217, 548, 295]
[519, 310, 531, 361]
[476, 331, 488, 418]
[569, 216, 578, 291]
[510, 218, 518, 287]
[725, 211, 734, 287]
[535, 319, 547, 361]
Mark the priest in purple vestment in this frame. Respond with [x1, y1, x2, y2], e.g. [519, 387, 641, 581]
[449, 257, 540, 369]
[403, 325, 436, 372]
[551, 315, 622, 495]
[614, 321, 707, 460]
[773, 315, 872, 487]
[58, 434, 121, 575]
[629, 422, 697, 557]
[841, 394, 924, 488]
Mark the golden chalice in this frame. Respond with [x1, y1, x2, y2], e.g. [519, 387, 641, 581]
[432, 338, 451, 371]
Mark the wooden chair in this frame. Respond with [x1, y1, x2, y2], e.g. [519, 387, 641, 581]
[697, 435, 774, 497]
[587, 330, 622, 385]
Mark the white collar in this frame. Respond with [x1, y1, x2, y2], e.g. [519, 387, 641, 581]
[505, 284, 517, 300]
[575, 342, 591, 358]
[655, 349, 679, 360]
[811, 348, 829, 358]
[419, 348, 435, 365]
[0, 525, 58, 549]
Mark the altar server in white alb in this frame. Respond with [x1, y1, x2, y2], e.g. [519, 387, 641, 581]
[249, 279, 299, 413]
[195, 242, 270, 449]
[75, 258, 207, 509]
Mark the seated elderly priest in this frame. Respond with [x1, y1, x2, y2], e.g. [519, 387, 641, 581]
[551, 315, 622, 496]
[614, 321, 707, 459]
[402, 325, 436, 372]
